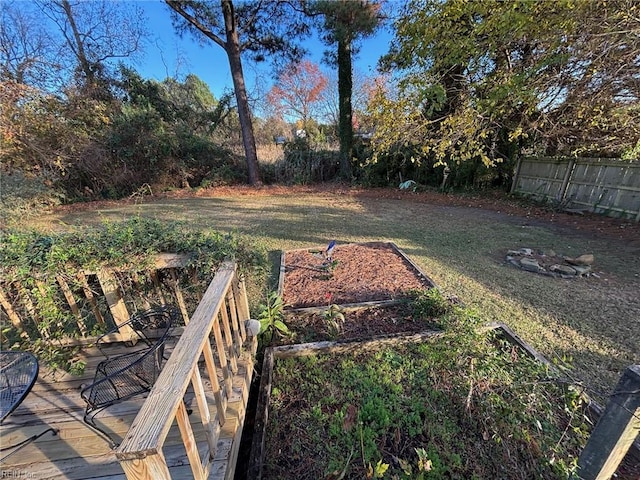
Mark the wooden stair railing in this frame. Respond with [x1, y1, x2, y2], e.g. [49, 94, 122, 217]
[115, 261, 256, 480]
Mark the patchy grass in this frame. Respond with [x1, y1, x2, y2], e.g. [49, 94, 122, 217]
[22, 187, 640, 403]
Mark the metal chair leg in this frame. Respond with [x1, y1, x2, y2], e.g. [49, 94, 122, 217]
[83, 407, 120, 448]
[0, 427, 58, 463]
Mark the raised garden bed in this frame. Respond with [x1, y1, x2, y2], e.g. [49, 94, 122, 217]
[279, 242, 437, 310]
[246, 242, 639, 479]
[249, 324, 595, 479]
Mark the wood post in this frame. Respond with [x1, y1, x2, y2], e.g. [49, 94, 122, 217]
[56, 275, 88, 337]
[559, 158, 576, 204]
[0, 285, 29, 339]
[509, 155, 523, 194]
[577, 365, 640, 480]
[119, 450, 172, 480]
[95, 269, 135, 340]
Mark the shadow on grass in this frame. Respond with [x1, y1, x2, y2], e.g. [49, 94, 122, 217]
[40, 192, 640, 397]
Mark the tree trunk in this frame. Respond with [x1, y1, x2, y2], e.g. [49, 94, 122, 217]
[221, 0, 261, 185]
[60, 0, 94, 86]
[337, 36, 353, 180]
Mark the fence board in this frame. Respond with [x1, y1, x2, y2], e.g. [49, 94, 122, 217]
[512, 157, 640, 220]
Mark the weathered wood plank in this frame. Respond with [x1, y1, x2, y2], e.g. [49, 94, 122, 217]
[218, 300, 238, 375]
[82, 254, 190, 275]
[116, 262, 236, 460]
[120, 450, 172, 480]
[78, 271, 105, 325]
[0, 284, 29, 339]
[211, 312, 233, 397]
[57, 274, 88, 337]
[225, 290, 243, 354]
[176, 400, 205, 480]
[233, 277, 250, 342]
[16, 280, 50, 338]
[202, 337, 227, 428]
[149, 270, 166, 305]
[95, 269, 135, 339]
[191, 366, 221, 462]
[169, 268, 190, 324]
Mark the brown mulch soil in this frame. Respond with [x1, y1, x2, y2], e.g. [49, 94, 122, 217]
[282, 242, 434, 308]
[280, 242, 441, 343]
[283, 303, 440, 344]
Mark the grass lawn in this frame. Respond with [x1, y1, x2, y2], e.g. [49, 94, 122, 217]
[22, 185, 640, 404]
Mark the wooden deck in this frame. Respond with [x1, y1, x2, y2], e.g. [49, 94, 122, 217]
[0, 337, 255, 479]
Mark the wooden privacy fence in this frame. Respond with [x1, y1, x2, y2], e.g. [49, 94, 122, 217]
[0, 253, 198, 345]
[115, 261, 255, 480]
[511, 157, 640, 221]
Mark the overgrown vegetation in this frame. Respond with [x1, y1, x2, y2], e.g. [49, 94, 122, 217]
[0, 217, 267, 371]
[265, 305, 591, 479]
[1, 71, 250, 201]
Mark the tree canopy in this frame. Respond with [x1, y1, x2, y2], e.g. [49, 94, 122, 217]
[165, 0, 312, 185]
[267, 60, 328, 130]
[370, 0, 640, 185]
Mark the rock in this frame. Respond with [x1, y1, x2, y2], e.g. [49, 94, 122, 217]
[565, 254, 594, 266]
[519, 248, 534, 256]
[572, 265, 592, 276]
[549, 264, 577, 276]
[542, 249, 556, 257]
[507, 250, 522, 256]
[520, 257, 541, 272]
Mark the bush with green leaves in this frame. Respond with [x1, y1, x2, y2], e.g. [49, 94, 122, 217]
[0, 217, 267, 372]
[276, 138, 340, 184]
[257, 292, 291, 344]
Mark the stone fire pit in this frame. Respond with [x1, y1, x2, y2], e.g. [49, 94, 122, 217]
[506, 248, 596, 278]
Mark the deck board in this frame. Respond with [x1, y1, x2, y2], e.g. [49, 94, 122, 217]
[0, 338, 254, 480]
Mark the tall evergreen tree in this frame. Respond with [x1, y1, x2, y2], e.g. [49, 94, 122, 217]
[309, 0, 381, 179]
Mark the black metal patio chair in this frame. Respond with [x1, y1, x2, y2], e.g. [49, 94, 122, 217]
[80, 305, 178, 446]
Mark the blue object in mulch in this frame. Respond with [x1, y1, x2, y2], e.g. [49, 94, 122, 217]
[325, 240, 336, 261]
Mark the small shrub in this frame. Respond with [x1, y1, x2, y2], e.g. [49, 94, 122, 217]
[258, 292, 291, 344]
[323, 304, 345, 339]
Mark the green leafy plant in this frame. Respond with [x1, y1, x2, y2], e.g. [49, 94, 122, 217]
[323, 304, 345, 339]
[0, 217, 267, 372]
[410, 288, 452, 319]
[318, 258, 339, 280]
[258, 292, 291, 343]
[264, 318, 592, 479]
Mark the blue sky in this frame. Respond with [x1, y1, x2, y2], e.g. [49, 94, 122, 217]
[133, 1, 394, 100]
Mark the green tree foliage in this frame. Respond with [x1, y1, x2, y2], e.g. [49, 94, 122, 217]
[102, 69, 239, 196]
[370, 0, 640, 187]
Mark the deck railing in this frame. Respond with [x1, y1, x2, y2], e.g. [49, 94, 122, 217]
[1, 253, 194, 344]
[115, 261, 256, 480]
